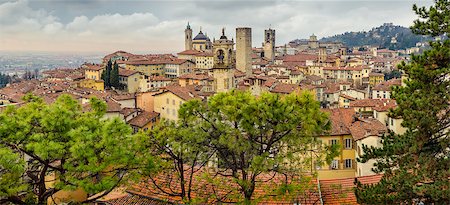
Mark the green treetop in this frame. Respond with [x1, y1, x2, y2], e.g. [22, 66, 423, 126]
[173, 90, 334, 204]
[0, 94, 147, 204]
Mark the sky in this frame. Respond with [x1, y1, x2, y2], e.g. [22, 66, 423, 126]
[0, 0, 433, 54]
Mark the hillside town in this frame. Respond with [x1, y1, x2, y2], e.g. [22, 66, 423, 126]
[0, 22, 418, 204]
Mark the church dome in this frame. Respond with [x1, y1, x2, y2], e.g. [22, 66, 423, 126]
[193, 31, 208, 41]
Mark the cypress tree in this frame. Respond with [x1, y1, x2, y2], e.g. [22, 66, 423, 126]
[110, 61, 119, 88]
[102, 60, 112, 88]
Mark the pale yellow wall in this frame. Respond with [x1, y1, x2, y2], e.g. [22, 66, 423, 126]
[154, 92, 185, 121]
[388, 117, 406, 135]
[317, 135, 356, 180]
[341, 89, 366, 99]
[369, 75, 384, 86]
[307, 66, 324, 77]
[195, 56, 214, 69]
[374, 110, 388, 126]
[372, 90, 391, 99]
[85, 69, 103, 80]
[338, 96, 352, 108]
[356, 136, 381, 177]
[78, 79, 104, 91]
[126, 64, 164, 77]
[213, 69, 234, 93]
[120, 73, 141, 93]
[289, 74, 304, 84]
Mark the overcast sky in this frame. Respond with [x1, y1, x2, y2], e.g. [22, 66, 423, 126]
[0, 0, 433, 54]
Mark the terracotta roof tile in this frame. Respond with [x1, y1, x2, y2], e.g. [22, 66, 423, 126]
[119, 69, 140, 77]
[270, 83, 300, 94]
[322, 108, 356, 136]
[372, 79, 401, 91]
[177, 50, 202, 55]
[128, 111, 159, 128]
[154, 85, 200, 101]
[178, 73, 209, 80]
[349, 118, 387, 141]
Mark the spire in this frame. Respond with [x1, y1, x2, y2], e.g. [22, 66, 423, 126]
[187, 22, 191, 29]
[222, 27, 225, 36]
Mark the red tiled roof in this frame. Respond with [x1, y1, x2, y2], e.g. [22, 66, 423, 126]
[177, 50, 202, 55]
[372, 79, 401, 91]
[282, 53, 318, 62]
[120, 107, 140, 118]
[349, 118, 387, 141]
[154, 85, 199, 101]
[119, 69, 140, 77]
[270, 83, 300, 94]
[322, 108, 356, 136]
[128, 111, 159, 128]
[112, 93, 135, 101]
[350, 98, 394, 108]
[150, 76, 172, 81]
[340, 94, 357, 101]
[178, 73, 209, 80]
[323, 66, 367, 71]
[128, 169, 321, 204]
[84, 64, 103, 71]
[105, 193, 172, 205]
[320, 175, 383, 205]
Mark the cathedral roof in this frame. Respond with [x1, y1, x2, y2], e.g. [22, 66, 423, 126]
[193, 31, 209, 41]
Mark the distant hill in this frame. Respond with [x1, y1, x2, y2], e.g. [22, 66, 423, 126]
[318, 23, 432, 50]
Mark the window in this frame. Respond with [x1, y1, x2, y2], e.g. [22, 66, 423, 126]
[330, 160, 339, 170]
[390, 118, 394, 126]
[172, 109, 176, 116]
[166, 98, 169, 104]
[345, 138, 352, 149]
[172, 99, 175, 105]
[344, 159, 353, 169]
[330, 139, 339, 145]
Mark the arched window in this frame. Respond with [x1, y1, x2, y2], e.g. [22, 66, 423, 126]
[217, 49, 224, 64]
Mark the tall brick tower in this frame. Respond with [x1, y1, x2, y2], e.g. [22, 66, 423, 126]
[236, 27, 252, 76]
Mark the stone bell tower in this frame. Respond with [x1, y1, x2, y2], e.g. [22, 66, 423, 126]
[185, 22, 193, 50]
[263, 28, 275, 62]
[212, 28, 235, 93]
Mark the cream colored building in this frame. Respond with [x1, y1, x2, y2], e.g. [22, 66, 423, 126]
[195, 52, 214, 70]
[153, 85, 200, 121]
[350, 118, 387, 177]
[83, 64, 103, 80]
[118, 69, 141, 93]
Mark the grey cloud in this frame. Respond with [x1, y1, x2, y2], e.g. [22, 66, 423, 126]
[0, 0, 434, 53]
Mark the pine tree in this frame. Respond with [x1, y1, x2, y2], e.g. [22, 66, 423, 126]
[0, 94, 148, 204]
[175, 90, 333, 203]
[356, 0, 450, 204]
